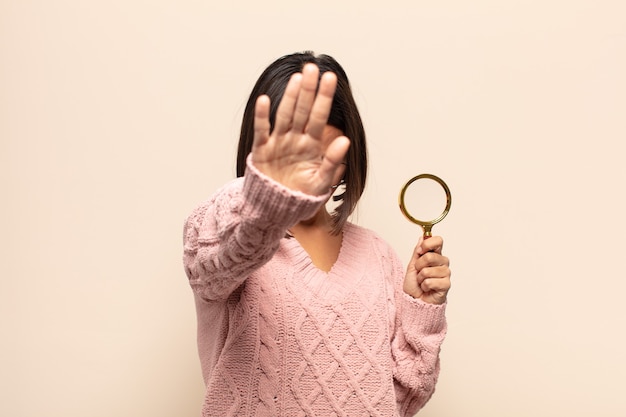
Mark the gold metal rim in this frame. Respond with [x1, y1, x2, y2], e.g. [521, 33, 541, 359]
[399, 174, 452, 227]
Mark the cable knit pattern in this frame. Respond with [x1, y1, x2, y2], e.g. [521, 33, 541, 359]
[183, 156, 447, 417]
[256, 274, 283, 416]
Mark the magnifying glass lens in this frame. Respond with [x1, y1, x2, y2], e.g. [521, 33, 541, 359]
[402, 177, 449, 222]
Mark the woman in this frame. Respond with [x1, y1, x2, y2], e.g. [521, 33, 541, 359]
[183, 51, 451, 416]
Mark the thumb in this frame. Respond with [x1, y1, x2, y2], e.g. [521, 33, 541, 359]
[318, 136, 350, 182]
[410, 236, 425, 264]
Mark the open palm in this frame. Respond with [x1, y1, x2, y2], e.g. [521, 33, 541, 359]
[251, 63, 350, 196]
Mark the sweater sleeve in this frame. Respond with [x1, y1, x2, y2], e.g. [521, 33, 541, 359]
[388, 247, 448, 416]
[183, 155, 329, 301]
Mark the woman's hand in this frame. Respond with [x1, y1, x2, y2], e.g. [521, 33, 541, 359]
[251, 63, 350, 196]
[403, 236, 451, 304]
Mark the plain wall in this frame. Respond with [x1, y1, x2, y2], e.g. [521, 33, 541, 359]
[2, 1, 625, 416]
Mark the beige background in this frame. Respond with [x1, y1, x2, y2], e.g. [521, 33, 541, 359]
[2, 1, 625, 416]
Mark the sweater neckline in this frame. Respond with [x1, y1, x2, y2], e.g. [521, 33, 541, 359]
[284, 222, 369, 304]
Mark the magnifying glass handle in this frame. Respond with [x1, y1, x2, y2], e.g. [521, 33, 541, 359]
[422, 225, 433, 239]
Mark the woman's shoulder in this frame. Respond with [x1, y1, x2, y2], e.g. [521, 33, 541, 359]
[344, 221, 382, 241]
[342, 222, 404, 281]
[344, 222, 399, 257]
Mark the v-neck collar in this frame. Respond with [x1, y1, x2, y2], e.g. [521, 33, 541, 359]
[284, 222, 369, 304]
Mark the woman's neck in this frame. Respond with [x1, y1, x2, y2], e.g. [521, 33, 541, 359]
[291, 208, 333, 232]
[289, 209, 343, 272]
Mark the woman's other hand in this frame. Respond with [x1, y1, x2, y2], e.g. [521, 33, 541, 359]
[403, 236, 451, 304]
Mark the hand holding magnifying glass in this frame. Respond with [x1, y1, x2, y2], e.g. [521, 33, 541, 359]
[399, 173, 452, 304]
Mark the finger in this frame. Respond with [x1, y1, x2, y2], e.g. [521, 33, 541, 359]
[409, 236, 425, 262]
[291, 63, 320, 132]
[317, 136, 350, 186]
[274, 73, 302, 135]
[418, 263, 451, 279]
[414, 253, 450, 275]
[252, 95, 271, 149]
[420, 276, 451, 295]
[420, 236, 444, 255]
[410, 244, 446, 270]
[417, 276, 450, 294]
[306, 71, 338, 139]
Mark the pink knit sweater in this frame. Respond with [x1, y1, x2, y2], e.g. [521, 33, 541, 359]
[183, 158, 447, 417]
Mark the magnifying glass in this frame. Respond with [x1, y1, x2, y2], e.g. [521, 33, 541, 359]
[399, 174, 452, 239]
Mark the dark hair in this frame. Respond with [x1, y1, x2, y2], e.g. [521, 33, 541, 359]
[236, 51, 367, 234]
